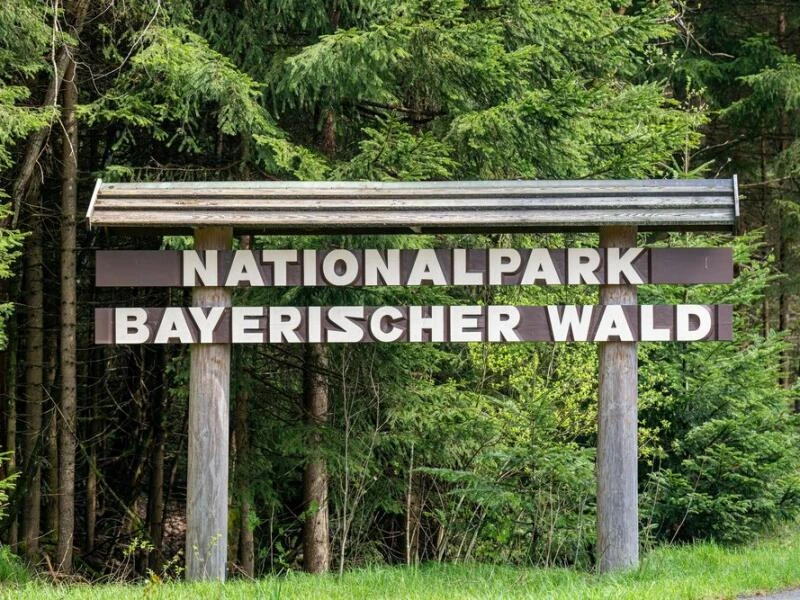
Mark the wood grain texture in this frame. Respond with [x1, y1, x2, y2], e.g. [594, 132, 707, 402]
[597, 226, 639, 573]
[94, 196, 732, 208]
[86, 179, 738, 233]
[186, 226, 232, 581]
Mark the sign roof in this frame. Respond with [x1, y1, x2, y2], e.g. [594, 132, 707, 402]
[86, 178, 739, 234]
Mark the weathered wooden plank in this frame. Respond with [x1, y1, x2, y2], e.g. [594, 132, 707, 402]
[97, 189, 733, 202]
[91, 209, 734, 225]
[98, 178, 735, 193]
[597, 226, 639, 572]
[186, 226, 232, 582]
[94, 197, 733, 210]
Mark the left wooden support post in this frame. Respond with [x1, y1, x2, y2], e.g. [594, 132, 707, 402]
[187, 226, 233, 581]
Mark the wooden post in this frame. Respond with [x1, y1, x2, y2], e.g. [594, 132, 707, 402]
[186, 226, 232, 581]
[597, 226, 639, 572]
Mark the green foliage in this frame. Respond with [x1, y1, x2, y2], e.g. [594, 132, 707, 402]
[0, 545, 27, 584]
[640, 233, 800, 543]
[264, 0, 697, 179]
[4, 0, 798, 580]
[0, 87, 52, 170]
[665, 1, 800, 374]
[337, 117, 456, 180]
[0, 2, 49, 350]
[0, 202, 24, 350]
[0, 452, 18, 522]
[82, 25, 328, 180]
[0, 454, 23, 582]
[0, 1, 52, 79]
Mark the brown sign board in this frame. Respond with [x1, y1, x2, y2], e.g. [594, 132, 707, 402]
[94, 248, 734, 288]
[95, 304, 733, 345]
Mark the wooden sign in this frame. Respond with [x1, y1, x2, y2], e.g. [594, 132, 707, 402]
[95, 248, 733, 287]
[87, 177, 740, 580]
[95, 304, 733, 344]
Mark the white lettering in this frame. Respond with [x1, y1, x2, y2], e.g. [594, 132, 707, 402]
[607, 248, 644, 284]
[409, 306, 445, 342]
[450, 306, 483, 342]
[489, 249, 522, 285]
[677, 305, 712, 341]
[155, 308, 194, 343]
[369, 306, 405, 342]
[225, 251, 264, 286]
[521, 250, 560, 285]
[231, 307, 264, 343]
[594, 305, 634, 342]
[640, 305, 670, 341]
[307, 306, 323, 343]
[188, 306, 225, 343]
[263, 250, 298, 286]
[487, 306, 520, 341]
[452, 250, 483, 285]
[547, 305, 593, 341]
[183, 250, 217, 286]
[322, 250, 359, 286]
[365, 249, 401, 286]
[327, 306, 365, 342]
[115, 308, 149, 343]
[407, 249, 447, 285]
[567, 249, 601, 285]
[269, 307, 302, 343]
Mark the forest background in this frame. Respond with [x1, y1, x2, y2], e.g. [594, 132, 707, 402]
[0, 0, 799, 582]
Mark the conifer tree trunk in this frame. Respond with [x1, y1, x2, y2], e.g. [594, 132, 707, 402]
[85, 442, 96, 554]
[4, 307, 18, 549]
[405, 447, 421, 566]
[22, 197, 44, 558]
[238, 490, 255, 577]
[303, 343, 330, 573]
[301, 55, 337, 569]
[234, 236, 255, 578]
[234, 388, 254, 577]
[147, 350, 166, 572]
[85, 348, 102, 555]
[45, 396, 59, 542]
[56, 56, 78, 573]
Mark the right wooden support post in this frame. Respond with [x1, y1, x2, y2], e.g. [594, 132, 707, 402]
[597, 225, 639, 572]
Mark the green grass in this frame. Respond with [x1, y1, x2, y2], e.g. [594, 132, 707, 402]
[0, 545, 27, 586]
[5, 526, 800, 599]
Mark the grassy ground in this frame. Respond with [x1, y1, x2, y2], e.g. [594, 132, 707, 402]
[4, 526, 800, 600]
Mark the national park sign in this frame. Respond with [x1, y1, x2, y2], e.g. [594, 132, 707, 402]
[94, 247, 734, 344]
[87, 177, 740, 580]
